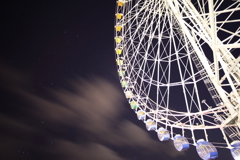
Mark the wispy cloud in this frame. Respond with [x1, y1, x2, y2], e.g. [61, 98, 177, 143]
[0, 65, 185, 160]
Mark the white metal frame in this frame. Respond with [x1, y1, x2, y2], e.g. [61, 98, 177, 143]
[115, 0, 240, 148]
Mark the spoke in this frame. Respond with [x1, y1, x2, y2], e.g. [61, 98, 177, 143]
[114, 0, 240, 150]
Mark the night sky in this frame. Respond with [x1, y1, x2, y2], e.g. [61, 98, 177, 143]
[0, 1, 235, 160]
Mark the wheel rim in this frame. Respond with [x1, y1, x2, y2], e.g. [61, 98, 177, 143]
[115, 0, 240, 150]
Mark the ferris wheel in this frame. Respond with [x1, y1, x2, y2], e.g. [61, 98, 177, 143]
[114, 0, 240, 159]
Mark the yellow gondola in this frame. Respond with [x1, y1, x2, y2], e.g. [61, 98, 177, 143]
[115, 48, 123, 55]
[117, 1, 124, 7]
[115, 36, 122, 43]
[115, 13, 123, 19]
[115, 25, 122, 32]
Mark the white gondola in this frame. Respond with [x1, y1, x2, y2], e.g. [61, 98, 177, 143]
[118, 70, 125, 77]
[121, 81, 127, 88]
[124, 90, 134, 98]
[230, 141, 240, 160]
[173, 134, 190, 151]
[145, 119, 157, 131]
[157, 127, 170, 141]
[196, 139, 218, 160]
[136, 110, 146, 120]
[116, 57, 124, 65]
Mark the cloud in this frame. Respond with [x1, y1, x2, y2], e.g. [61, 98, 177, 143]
[0, 65, 185, 160]
[53, 141, 125, 160]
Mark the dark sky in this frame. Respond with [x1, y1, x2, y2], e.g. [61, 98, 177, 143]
[0, 1, 235, 160]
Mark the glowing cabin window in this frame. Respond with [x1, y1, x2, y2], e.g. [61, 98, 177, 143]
[147, 121, 154, 125]
[138, 112, 145, 115]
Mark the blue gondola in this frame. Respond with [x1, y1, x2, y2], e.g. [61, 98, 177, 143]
[157, 127, 170, 141]
[230, 141, 240, 160]
[173, 134, 190, 151]
[136, 110, 146, 120]
[196, 139, 218, 160]
[145, 119, 157, 131]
